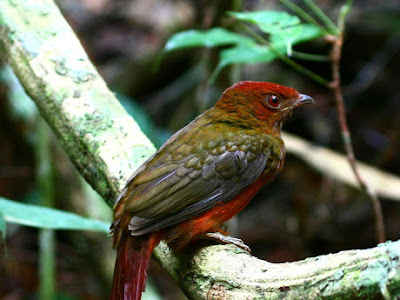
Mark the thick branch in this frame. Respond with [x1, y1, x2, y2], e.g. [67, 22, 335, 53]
[154, 241, 400, 299]
[0, 0, 155, 206]
[1, 0, 400, 299]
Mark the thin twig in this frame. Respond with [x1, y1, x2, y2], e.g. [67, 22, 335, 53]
[279, 0, 329, 35]
[329, 1, 385, 243]
[36, 117, 56, 300]
[303, 0, 339, 34]
[241, 24, 330, 87]
[230, 0, 243, 84]
[291, 50, 330, 61]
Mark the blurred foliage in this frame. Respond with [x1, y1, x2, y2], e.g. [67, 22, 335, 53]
[0, 66, 38, 143]
[117, 93, 169, 147]
[162, 11, 323, 81]
[0, 197, 109, 233]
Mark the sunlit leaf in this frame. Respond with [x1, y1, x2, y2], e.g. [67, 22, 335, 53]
[211, 44, 283, 81]
[228, 11, 300, 31]
[162, 10, 323, 82]
[270, 23, 323, 55]
[164, 27, 254, 51]
[229, 11, 322, 56]
[289, 23, 323, 44]
[0, 197, 109, 233]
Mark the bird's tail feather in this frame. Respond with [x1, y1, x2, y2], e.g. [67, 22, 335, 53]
[111, 233, 160, 300]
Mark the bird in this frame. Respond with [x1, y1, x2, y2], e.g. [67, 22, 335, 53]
[110, 81, 314, 300]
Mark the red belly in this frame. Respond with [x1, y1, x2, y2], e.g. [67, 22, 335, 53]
[164, 165, 280, 249]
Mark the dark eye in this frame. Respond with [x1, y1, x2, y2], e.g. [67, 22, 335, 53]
[266, 94, 281, 108]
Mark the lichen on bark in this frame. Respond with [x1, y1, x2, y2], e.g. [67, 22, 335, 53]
[0, 0, 155, 206]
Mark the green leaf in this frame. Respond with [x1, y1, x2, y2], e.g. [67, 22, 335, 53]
[164, 27, 254, 51]
[228, 11, 300, 31]
[229, 11, 322, 56]
[270, 23, 323, 55]
[0, 197, 109, 233]
[211, 44, 282, 82]
[291, 23, 323, 44]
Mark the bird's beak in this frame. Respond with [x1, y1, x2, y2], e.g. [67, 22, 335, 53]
[293, 94, 315, 108]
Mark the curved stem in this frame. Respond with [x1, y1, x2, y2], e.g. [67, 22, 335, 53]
[329, 1, 385, 243]
[279, 0, 329, 35]
[291, 50, 330, 61]
[241, 24, 329, 86]
[36, 117, 56, 300]
[338, 0, 354, 32]
[303, 0, 339, 35]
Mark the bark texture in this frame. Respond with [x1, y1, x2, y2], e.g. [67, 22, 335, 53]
[0, 0, 155, 206]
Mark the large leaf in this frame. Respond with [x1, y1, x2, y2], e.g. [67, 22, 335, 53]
[229, 11, 322, 56]
[228, 11, 300, 30]
[164, 27, 254, 51]
[211, 44, 284, 81]
[0, 197, 109, 233]
[270, 23, 323, 54]
[162, 11, 323, 81]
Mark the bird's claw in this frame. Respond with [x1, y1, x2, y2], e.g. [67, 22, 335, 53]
[202, 232, 251, 253]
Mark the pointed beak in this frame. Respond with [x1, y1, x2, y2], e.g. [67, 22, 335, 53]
[299, 94, 315, 104]
[293, 93, 315, 108]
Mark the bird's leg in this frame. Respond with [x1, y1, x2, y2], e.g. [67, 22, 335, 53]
[201, 232, 251, 253]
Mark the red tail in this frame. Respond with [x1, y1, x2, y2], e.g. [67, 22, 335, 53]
[111, 234, 160, 300]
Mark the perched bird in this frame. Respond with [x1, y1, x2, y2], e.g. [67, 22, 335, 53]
[110, 81, 314, 300]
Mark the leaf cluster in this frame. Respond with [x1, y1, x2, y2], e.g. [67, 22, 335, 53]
[162, 11, 322, 81]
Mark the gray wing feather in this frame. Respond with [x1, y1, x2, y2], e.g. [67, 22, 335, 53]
[127, 150, 268, 235]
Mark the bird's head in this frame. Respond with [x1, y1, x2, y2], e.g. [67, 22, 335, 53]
[214, 81, 314, 134]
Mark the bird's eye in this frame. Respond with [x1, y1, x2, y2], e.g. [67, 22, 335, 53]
[266, 94, 281, 108]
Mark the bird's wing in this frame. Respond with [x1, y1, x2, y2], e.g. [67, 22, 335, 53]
[112, 130, 281, 236]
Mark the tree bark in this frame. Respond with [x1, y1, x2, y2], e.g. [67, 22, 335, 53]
[154, 241, 400, 299]
[0, 0, 155, 206]
[1, 0, 399, 299]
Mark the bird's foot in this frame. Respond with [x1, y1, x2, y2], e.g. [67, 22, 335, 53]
[202, 232, 251, 253]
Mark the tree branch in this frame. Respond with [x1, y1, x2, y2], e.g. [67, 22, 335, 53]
[0, 0, 155, 206]
[1, 0, 400, 299]
[153, 241, 400, 299]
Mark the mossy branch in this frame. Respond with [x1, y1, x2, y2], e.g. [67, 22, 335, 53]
[0, 0, 156, 206]
[1, 0, 399, 299]
[154, 241, 400, 299]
